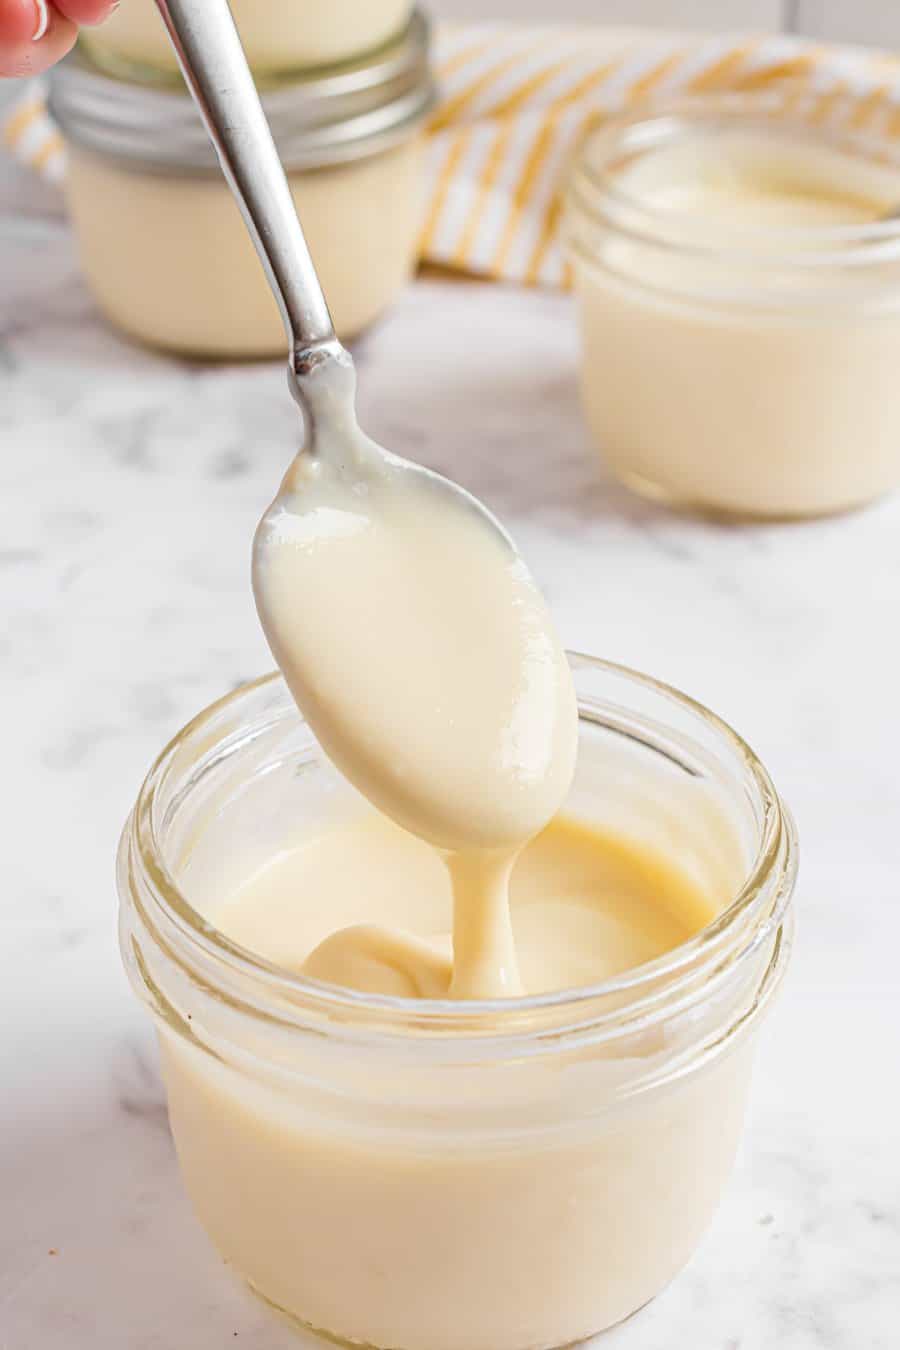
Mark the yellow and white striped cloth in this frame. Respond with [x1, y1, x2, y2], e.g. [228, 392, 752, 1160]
[5, 24, 900, 285]
[2, 79, 65, 183]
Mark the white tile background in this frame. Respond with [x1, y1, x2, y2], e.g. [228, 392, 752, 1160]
[432, 0, 779, 31]
[786, 0, 900, 47]
[431, 0, 900, 46]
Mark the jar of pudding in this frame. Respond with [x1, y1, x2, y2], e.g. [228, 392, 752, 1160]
[81, 0, 414, 79]
[49, 14, 433, 358]
[565, 98, 900, 518]
[117, 654, 796, 1350]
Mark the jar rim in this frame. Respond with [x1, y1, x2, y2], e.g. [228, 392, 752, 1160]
[49, 9, 434, 174]
[120, 654, 797, 1043]
[566, 93, 900, 275]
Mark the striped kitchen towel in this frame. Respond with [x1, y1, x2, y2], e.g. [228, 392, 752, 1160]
[2, 78, 64, 182]
[5, 24, 900, 286]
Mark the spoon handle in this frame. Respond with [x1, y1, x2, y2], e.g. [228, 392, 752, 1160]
[155, 0, 345, 383]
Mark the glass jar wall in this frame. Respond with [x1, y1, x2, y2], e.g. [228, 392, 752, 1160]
[118, 657, 796, 1350]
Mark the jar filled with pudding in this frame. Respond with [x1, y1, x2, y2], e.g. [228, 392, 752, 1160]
[118, 655, 796, 1350]
[565, 96, 900, 519]
[80, 0, 415, 79]
[48, 14, 433, 358]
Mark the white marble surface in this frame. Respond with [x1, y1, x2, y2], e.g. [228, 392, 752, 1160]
[1, 212, 899, 1350]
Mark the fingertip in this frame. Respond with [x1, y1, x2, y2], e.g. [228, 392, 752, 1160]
[52, 0, 118, 26]
[0, 6, 77, 76]
[0, 0, 44, 46]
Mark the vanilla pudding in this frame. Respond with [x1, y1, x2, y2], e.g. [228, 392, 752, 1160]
[64, 138, 424, 355]
[50, 21, 433, 357]
[219, 811, 715, 998]
[567, 103, 900, 517]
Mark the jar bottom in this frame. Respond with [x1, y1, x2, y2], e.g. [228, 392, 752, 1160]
[89, 294, 387, 363]
[246, 1277, 659, 1350]
[609, 462, 888, 524]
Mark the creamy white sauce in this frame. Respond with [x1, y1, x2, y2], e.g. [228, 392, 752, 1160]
[216, 810, 715, 997]
[571, 125, 900, 517]
[65, 140, 423, 358]
[252, 387, 577, 997]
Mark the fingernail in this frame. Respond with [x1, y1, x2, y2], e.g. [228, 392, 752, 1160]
[32, 0, 49, 41]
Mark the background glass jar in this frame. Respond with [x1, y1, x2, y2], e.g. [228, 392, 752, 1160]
[80, 0, 415, 79]
[117, 656, 796, 1350]
[49, 14, 433, 358]
[565, 98, 900, 519]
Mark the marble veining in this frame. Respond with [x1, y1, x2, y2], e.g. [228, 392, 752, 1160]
[1, 207, 898, 1349]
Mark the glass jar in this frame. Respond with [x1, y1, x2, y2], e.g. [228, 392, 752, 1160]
[81, 0, 415, 79]
[565, 97, 900, 519]
[49, 15, 433, 358]
[117, 655, 796, 1350]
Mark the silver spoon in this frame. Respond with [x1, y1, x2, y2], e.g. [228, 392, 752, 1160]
[150, 2, 579, 861]
[153, 0, 511, 540]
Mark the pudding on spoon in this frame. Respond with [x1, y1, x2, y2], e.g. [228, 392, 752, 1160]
[251, 346, 577, 1001]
